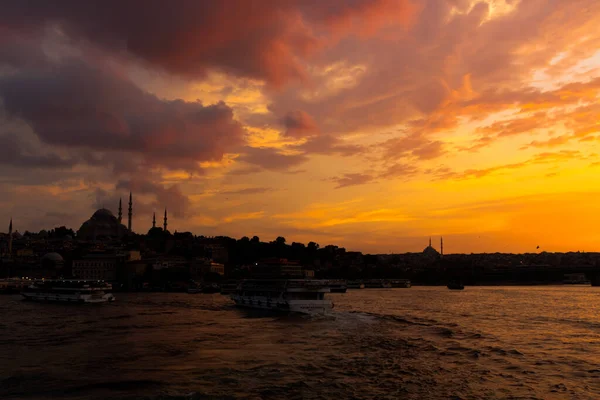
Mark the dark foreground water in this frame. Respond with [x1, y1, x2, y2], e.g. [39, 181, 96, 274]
[2, 287, 600, 399]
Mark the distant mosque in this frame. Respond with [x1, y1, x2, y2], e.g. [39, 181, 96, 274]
[423, 237, 443, 259]
[77, 193, 132, 240]
[77, 192, 170, 240]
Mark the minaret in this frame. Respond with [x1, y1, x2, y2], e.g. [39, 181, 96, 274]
[440, 237, 444, 256]
[118, 198, 122, 224]
[152, 212, 156, 229]
[128, 192, 133, 231]
[429, 237, 432, 247]
[8, 218, 13, 256]
[163, 208, 168, 232]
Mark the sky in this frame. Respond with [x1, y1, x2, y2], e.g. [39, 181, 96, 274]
[1, 0, 600, 254]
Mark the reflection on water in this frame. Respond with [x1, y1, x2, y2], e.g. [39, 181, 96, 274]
[1, 287, 600, 399]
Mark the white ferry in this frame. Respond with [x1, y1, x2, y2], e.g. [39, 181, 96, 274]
[21, 280, 115, 303]
[231, 279, 333, 314]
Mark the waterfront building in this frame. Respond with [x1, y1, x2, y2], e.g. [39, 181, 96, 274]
[72, 250, 138, 281]
[252, 258, 304, 278]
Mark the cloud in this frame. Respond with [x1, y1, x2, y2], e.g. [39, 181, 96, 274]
[382, 133, 446, 161]
[0, 133, 77, 168]
[237, 146, 309, 171]
[380, 163, 419, 179]
[293, 135, 364, 156]
[283, 110, 318, 138]
[0, 0, 412, 86]
[116, 179, 190, 218]
[45, 211, 74, 220]
[223, 211, 265, 224]
[330, 173, 374, 189]
[220, 187, 273, 196]
[433, 150, 585, 180]
[0, 56, 245, 173]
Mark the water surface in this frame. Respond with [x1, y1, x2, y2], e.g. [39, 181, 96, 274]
[2, 286, 599, 399]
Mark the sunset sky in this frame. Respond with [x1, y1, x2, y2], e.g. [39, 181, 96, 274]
[1, 0, 600, 254]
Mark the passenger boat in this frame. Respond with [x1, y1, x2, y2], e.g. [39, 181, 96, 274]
[0, 278, 31, 294]
[231, 279, 333, 314]
[326, 280, 348, 293]
[364, 279, 392, 288]
[347, 281, 365, 289]
[447, 280, 465, 290]
[391, 279, 411, 288]
[21, 280, 115, 303]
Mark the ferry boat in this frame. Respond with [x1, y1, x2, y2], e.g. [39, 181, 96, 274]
[21, 280, 115, 303]
[231, 279, 333, 314]
[0, 278, 31, 294]
[447, 280, 464, 290]
[364, 279, 392, 288]
[347, 281, 365, 289]
[391, 279, 411, 288]
[326, 279, 348, 293]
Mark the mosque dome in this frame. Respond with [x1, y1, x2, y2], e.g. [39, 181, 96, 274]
[92, 208, 115, 220]
[42, 252, 64, 262]
[423, 245, 440, 259]
[42, 252, 64, 269]
[77, 208, 128, 241]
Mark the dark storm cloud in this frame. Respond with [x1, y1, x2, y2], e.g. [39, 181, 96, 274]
[0, 133, 77, 168]
[0, 60, 245, 172]
[116, 179, 190, 218]
[0, 0, 412, 86]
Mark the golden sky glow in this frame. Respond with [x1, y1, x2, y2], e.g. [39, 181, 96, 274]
[1, 0, 600, 253]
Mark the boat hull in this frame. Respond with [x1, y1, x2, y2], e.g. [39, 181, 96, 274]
[21, 291, 115, 303]
[231, 294, 332, 314]
[347, 283, 365, 289]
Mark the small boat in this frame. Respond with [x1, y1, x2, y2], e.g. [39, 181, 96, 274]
[447, 281, 464, 290]
[21, 280, 115, 303]
[187, 287, 202, 294]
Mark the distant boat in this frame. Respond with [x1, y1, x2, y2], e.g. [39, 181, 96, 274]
[391, 279, 411, 288]
[21, 280, 115, 303]
[187, 287, 201, 294]
[347, 281, 365, 289]
[364, 279, 391, 288]
[326, 280, 348, 293]
[447, 281, 464, 290]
